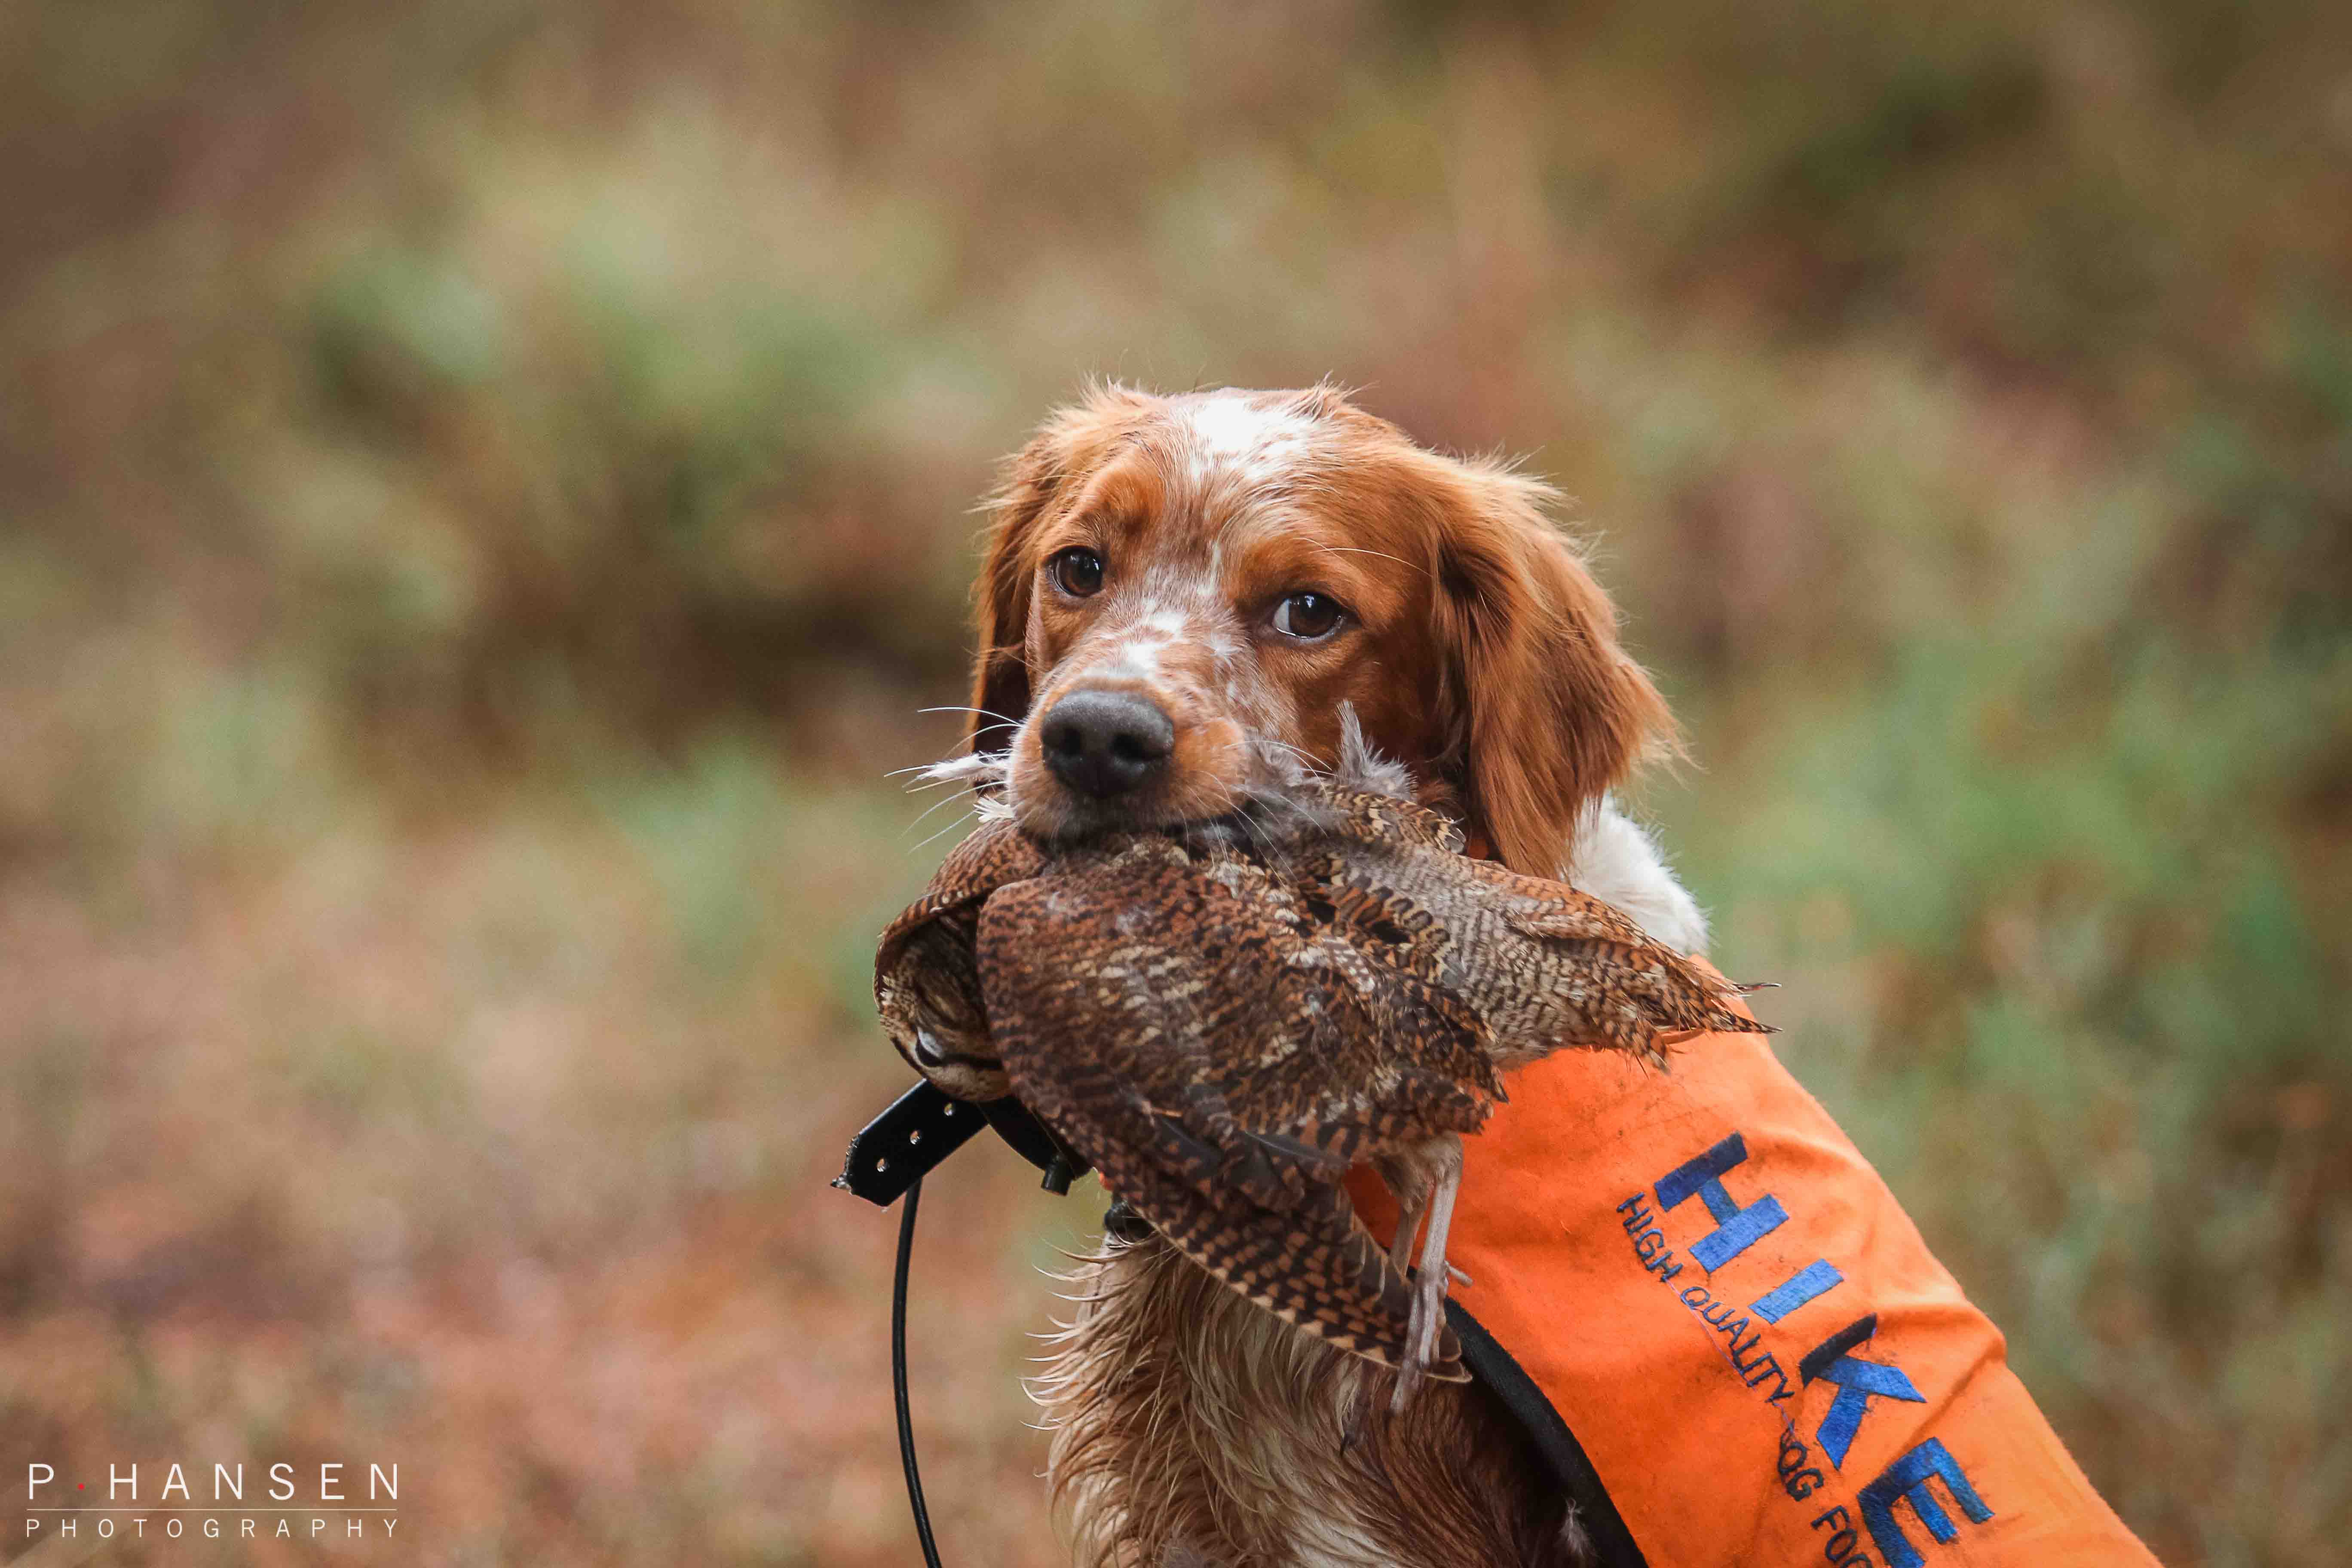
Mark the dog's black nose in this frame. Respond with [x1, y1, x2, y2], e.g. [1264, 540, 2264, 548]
[1040, 689, 1173, 799]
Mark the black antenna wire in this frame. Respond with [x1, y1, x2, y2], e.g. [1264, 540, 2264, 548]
[892, 1175, 945, 1568]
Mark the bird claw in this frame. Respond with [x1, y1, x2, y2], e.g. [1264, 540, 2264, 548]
[1389, 1158, 1463, 1414]
[1390, 1265, 1449, 1413]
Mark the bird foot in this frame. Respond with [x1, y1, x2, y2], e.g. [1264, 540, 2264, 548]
[1390, 1271, 1448, 1414]
[1389, 1159, 1462, 1415]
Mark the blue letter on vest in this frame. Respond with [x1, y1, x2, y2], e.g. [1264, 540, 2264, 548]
[1800, 1314, 1926, 1468]
[1813, 1356, 1926, 1467]
[1751, 1259, 1844, 1324]
[1654, 1132, 1788, 1271]
[1858, 1439, 1994, 1568]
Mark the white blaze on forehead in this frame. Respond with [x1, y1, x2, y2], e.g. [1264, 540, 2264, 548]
[1178, 393, 1316, 490]
[1182, 393, 1311, 457]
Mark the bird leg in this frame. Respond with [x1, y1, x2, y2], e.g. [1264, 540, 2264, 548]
[1387, 1184, 1428, 1278]
[1384, 1185, 1472, 1289]
[1390, 1143, 1464, 1413]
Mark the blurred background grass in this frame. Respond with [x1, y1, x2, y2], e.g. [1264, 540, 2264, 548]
[1, 2, 2347, 1563]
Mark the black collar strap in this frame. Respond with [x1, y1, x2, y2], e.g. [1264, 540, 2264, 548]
[836, 1081, 1089, 1205]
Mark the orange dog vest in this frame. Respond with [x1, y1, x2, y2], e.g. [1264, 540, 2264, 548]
[1350, 1031, 2160, 1568]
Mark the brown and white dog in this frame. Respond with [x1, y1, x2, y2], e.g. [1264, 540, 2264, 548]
[958, 384, 1711, 1568]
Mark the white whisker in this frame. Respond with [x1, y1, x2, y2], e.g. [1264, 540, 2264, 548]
[908, 809, 977, 856]
[902, 790, 979, 836]
[919, 704, 1028, 727]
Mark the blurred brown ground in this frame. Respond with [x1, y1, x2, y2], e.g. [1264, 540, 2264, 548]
[1, 2, 2347, 1564]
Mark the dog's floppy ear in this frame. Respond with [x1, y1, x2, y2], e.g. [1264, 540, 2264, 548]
[968, 386, 1148, 754]
[968, 449, 1051, 756]
[1429, 466, 1674, 875]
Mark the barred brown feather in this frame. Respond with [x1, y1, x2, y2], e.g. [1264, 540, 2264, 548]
[873, 773, 1768, 1381]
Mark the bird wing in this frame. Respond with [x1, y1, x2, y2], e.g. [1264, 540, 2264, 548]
[1114, 1157, 1466, 1380]
[874, 818, 1046, 1096]
[1264, 844, 1502, 1155]
[970, 873, 1464, 1380]
[1454, 858, 1664, 946]
[977, 839, 1498, 1207]
[1450, 853, 1771, 1058]
[974, 845, 1341, 1211]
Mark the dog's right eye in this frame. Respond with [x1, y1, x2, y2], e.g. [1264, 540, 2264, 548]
[1052, 548, 1106, 598]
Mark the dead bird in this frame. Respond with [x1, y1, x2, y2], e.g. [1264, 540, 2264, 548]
[875, 720, 1768, 1400]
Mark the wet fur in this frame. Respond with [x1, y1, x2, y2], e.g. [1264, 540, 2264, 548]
[1038, 1229, 1589, 1568]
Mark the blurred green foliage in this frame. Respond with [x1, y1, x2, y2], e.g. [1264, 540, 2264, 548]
[0, 1, 2346, 1563]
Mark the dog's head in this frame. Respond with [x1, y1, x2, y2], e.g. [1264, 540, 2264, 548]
[965, 384, 1671, 875]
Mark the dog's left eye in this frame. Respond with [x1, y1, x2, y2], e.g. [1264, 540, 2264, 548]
[1271, 591, 1346, 641]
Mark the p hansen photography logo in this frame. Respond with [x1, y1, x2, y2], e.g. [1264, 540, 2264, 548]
[24, 1461, 400, 1544]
